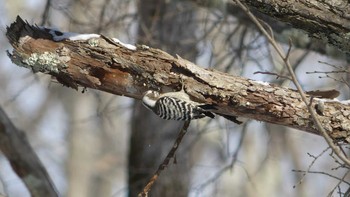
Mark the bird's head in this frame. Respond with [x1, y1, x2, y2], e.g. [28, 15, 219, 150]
[142, 90, 160, 108]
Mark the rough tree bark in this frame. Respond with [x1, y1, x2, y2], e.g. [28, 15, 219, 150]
[5, 17, 350, 145]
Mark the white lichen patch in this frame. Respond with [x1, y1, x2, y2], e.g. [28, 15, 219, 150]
[112, 38, 136, 50]
[23, 52, 67, 73]
[88, 38, 99, 47]
[315, 99, 325, 115]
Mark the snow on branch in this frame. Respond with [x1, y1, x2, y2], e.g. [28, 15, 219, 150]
[5, 16, 350, 143]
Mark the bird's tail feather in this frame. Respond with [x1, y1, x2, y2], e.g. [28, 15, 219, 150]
[199, 104, 242, 124]
[198, 104, 216, 119]
[198, 104, 217, 110]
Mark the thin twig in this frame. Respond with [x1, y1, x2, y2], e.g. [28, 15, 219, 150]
[253, 71, 292, 80]
[293, 170, 350, 185]
[306, 70, 349, 74]
[40, 0, 51, 26]
[292, 147, 330, 188]
[138, 121, 191, 197]
[284, 38, 293, 61]
[233, 0, 350, 166]
[327, 169, 350, 197]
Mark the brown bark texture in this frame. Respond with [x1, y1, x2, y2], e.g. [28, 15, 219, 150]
[5, 16, 350, 144]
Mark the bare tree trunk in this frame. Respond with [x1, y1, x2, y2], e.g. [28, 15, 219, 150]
[128, 1, 198, 196]
[65, 1, 116, 197]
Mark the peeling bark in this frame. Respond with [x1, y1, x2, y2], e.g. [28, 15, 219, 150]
[6, 16, 350, 143]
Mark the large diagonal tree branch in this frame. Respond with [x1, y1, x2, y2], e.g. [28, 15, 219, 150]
[5, 16, 350, 144]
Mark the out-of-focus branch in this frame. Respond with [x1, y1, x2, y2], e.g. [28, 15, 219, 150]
[0, 107, 58, 197]
[193, 0, 349, 58]
[5, 16, 350, 144]
[234, 0, 350, 55]
[40, 0, 51, 26]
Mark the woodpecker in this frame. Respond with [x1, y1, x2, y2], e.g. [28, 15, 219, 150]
[142, 90, 215, 121]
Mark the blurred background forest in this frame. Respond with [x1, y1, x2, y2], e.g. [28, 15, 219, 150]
[1, 0, 350, 196]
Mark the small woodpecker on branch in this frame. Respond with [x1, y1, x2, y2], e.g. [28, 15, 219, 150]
[142, 90, 216, 121]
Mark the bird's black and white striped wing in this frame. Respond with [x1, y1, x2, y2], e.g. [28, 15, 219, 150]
[155, 97, 211, 120]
